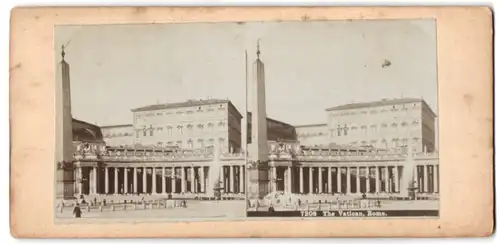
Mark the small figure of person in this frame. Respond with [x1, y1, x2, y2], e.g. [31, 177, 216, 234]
[59, 200, 64, 213]
[73, 203, 82, 218]
[100, 201, 104, 212]
[268, 204, 275, 213]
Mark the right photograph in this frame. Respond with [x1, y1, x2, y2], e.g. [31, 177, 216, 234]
[244, 19, 439, 218]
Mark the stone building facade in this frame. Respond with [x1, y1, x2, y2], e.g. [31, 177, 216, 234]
[325, 98, 437, 152]
[295, 98, 437, 153]
[130, 99, 243, 153]
[100, 102, 297, 153]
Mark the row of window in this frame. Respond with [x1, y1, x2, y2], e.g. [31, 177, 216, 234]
[298, 121, 423, 138]
[350, 137, 421, 146]
[331, 103, 421, 117]
[329, 120, 422, 137]
[156, 137, 226, 149]
[136, 122, 228, 138]
[136, 105, 226, 119]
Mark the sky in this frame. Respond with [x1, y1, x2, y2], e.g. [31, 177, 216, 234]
[55, 19, 437, 127]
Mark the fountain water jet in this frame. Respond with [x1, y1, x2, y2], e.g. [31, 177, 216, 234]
[399, 146, 418, 199]
[206, 141, 223, 199]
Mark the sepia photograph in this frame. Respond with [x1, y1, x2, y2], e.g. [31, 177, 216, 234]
[54, 23, 255, 221]
[243, 19, 440, 218]
[54, 19, 440, 221]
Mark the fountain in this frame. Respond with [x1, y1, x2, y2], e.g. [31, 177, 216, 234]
[399, 146, 418, 200]
[206, 141, 223, 200]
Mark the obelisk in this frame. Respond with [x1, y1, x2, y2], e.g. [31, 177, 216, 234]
[241, 50, 249, 153]
[55, 45, 75, 200]
[247, 40, 270, 200]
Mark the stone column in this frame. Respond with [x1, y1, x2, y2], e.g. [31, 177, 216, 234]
[423, 165, 428, 193]
[114, 168, 118, 195]
[414, 166, 418, 191]
[375, 166, 380, 193]
[105, 167, 109, 194]
[77, 167, 83, 195]
[162, 167, 166, 194]
[171, 167, 176, 193]
[394, 166, 400, 193]
[384, 166, 389, 193]
[152, 167, 157, 194]
[433, 165, 439, 193]
[366, 166, 371, 193]
[287, 166, 292, 193]
[239, 166, 244, 193]
[356, 166, 361, 193]
[202, 166, 206, 193]
[133, 167, 138, 194]
[200, 166, 207, 193]
[299, 166, 304, 193]
[346, 167, 351, 194]
[308, 167, 313, 194]
[337, 167, 341, 193]
[318, 167, 323, 193]
[272, 166, 277, 192]
[328, 167, 332, 193]
[123, 168, 128, 194]
[220, 166, 224, 191]
[229, 166, 234, 193]
[191, 167, 196, 193]
[93, 166, 98, 194]
[181, 167, 186, 193]
[143, 167, 147, 193]
[90, 168, 95, 195]
[88, 167, 93, 194]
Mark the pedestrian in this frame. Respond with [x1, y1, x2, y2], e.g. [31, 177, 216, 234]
[268, 204, 275, 213]
[59, 200, 64, 213]
[73, 203, 82, 218]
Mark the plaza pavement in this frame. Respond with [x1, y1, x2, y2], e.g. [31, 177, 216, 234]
[249, 200, 439, 212]
[56, 200, 246, 222]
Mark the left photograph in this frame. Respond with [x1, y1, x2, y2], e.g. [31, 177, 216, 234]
[54, 24, 249, 222]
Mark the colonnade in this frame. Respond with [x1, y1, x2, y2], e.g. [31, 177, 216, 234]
[271, 164, 439, 195]
[75, 165, 245, 196]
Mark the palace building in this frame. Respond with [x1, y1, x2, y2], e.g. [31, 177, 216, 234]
[100, 105, 297, 152]
[56, 43, 439, 202]
[295, 98, 437, 153]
